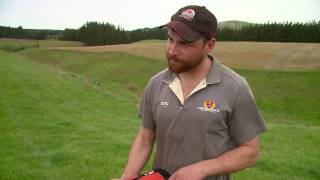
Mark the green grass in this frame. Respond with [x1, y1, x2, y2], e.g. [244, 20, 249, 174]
[0, 51, 139, 179]
[19, 48, 320, 126]
[0, 38, 83, 52]
[19, 48, 166, 92]
[0, 41, 320, 179]
[235, 123, 320, 179]
[236, 69, 320, 126]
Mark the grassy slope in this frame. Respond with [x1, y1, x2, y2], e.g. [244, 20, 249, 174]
[19, 48, 166, 92]
[0, 38, 84, 48]
[1, 41, 319, 179]
[0, 38, 83, 52]
[20, 48, 320, 126]
[237, 69, 320, 126]
[0, 50, 140, 179]
[52, 41, 320, 71]
[18, 48, 320, 179]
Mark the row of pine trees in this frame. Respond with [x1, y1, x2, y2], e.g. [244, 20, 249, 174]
[217, 21, 320, 42]
[60, 22, 167, 45]
[0, 26, 62, 40]
[61, 21, 320, 45]
[1, 21, 319, 45]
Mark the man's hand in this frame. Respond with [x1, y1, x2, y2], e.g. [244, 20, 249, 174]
[170, 136, 261, 179]
[121, 126, 156, 179]
[169, 163, 205, 180]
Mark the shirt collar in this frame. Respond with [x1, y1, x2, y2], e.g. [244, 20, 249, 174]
[206, 54, 222, 85]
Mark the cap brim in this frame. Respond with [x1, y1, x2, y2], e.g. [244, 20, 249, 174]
[159, 20, 203, 43]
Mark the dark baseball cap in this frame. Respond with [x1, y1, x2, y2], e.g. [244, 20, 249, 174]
[160, 5, 217, 42]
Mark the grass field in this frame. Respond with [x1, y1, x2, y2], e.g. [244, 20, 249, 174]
[52, 40, 320, 71]
[0, 38, 319, 179]
[0, 38, 83, 52]
[0, 50, 139, 179]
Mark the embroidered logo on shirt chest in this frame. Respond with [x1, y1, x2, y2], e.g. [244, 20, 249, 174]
[160, 101, 169, 107]
[197, 100, 220, 113]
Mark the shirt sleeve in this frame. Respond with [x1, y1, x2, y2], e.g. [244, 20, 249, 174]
[138, 81, 156, 129]
[229, 78, 267, 144]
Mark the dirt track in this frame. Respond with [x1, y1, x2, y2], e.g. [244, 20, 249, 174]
[51, 41, 320, 71]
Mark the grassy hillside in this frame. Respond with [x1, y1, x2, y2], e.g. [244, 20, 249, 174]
[0, 50, 143, 179]
[1, 38, 320, 179]
[19, 48, 166, 92]
[237, 69, 320, 126]
[52, 41, 320, 71]
[19, 48, 320, 125]
[0, 38, 83, 52]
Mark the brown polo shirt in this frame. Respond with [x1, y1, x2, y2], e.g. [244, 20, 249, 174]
[139, 56, 267, 180]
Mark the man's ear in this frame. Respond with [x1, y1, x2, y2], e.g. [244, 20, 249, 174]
[205, 38, 216, 53]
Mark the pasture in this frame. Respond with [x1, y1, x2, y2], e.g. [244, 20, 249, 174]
[0, 38, 83, 52]
[0, 38, 319, 179]
[53, 40, 320, 71]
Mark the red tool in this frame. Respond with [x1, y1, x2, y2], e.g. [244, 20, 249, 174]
[129, 169, 170, 180]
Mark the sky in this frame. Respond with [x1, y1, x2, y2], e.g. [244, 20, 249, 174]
[0, 0, 319, 30]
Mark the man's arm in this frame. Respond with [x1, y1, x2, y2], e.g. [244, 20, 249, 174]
[169, 136, 261, 180]
[121, 126, 156, 179]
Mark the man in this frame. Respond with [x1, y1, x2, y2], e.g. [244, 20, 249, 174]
[121, 5, 267, 180]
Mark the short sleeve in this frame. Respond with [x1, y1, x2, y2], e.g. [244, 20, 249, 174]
[229, 78, 267, 144]
[138, 82, 156, 129]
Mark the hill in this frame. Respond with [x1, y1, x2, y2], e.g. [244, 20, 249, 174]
[0, 50, 141, 179]
[52, 41, 320, 71]
[18, 47, 320, 125]
[218, 20, 253, 29]
[0, 38, 83, 52]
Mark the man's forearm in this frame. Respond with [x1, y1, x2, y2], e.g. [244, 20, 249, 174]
[201, 140, 259, 177]
[198, 137, 260, 177]
[170, 137, 260, 180]
[121, 127, 155, 179]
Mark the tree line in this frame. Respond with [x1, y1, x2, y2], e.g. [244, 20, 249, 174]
[61, 21, 320, 44]
[1, 21, 319, 44]
[60, 22, 167, 45]
[62, 22, 131, 45]
[216, 21, 320, 42]
[0, 26, 63, 40]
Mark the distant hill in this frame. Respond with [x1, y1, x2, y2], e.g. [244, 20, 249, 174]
[218, 20, 253, 29]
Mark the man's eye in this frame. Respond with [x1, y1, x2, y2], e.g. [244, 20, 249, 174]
[182, 42, 191, 46]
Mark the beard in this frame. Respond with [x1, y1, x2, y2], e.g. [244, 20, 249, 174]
[166, 51, 205, 74]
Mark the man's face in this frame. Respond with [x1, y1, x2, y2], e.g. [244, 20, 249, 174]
[166, 30, 208, 74]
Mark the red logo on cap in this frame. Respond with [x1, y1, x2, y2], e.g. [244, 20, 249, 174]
[179, 9, 195, 20]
